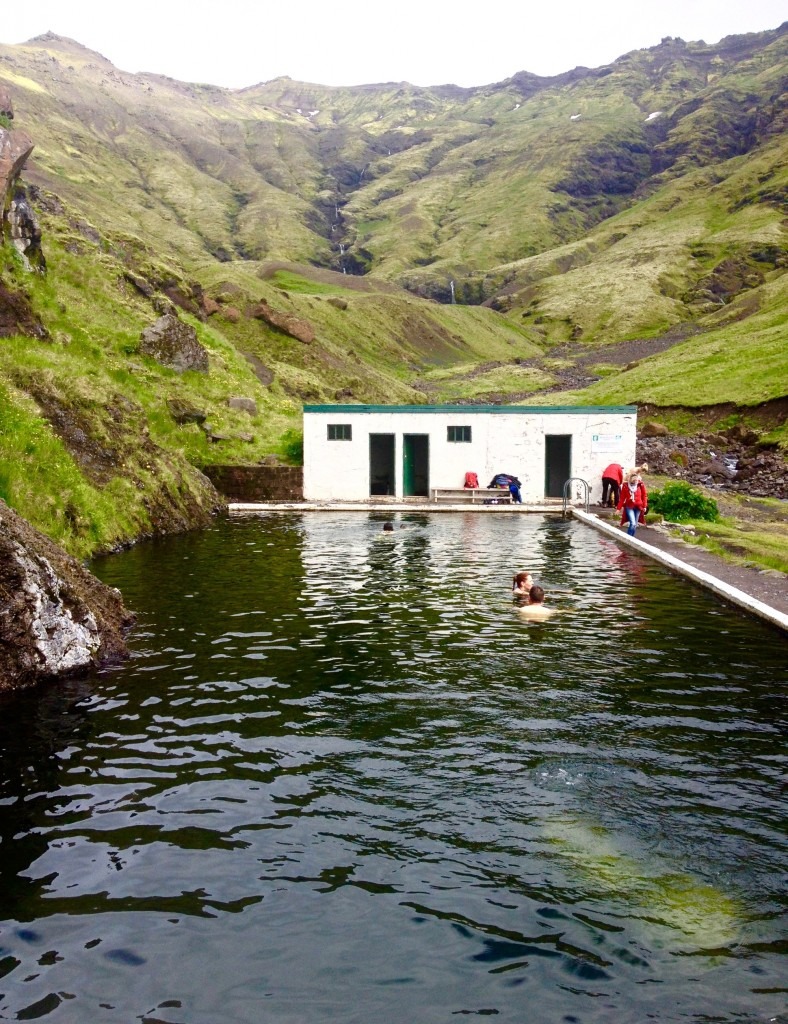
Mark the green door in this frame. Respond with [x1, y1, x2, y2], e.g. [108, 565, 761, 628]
[403, 434, 429, 497]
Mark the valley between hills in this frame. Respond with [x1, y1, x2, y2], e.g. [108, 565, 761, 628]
[0, 26, 786, 564]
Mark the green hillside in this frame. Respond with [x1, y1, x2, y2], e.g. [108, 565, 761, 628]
[0, 26, 786, 555]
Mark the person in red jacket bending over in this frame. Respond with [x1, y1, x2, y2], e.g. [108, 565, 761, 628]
[600, 462, 623, 508]
[617, 470, 648, 536]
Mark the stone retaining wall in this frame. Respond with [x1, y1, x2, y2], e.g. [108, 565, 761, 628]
[203, 465, 303, 502]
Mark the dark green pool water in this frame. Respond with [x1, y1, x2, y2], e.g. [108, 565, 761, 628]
[0, 513, 786, 1023]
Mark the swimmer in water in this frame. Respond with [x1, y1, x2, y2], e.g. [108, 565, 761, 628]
[512, 571, 534, 597]
[517, 585, 556, 621]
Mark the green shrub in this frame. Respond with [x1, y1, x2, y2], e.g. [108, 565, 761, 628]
[280, 428, 304, 466]
[648, 481, 720, 522]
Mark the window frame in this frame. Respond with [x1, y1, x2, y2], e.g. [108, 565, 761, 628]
[447, 425, 472, 443]
[327, 423, 352, 441]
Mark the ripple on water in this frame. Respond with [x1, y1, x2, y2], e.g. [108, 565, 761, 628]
[0, 513, 785, 1023]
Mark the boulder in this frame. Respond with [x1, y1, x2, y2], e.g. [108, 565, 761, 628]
[250, 300, 315, 344]
[725, 424, 760, 446]
[698, 459, 736, 481]
[0, 280, 48, 338]
[167, 398, 207, 425]
[241, 351, 275, 386]
[203, 296, 220, 316]
[227, 396, 257, 415]
[327, 296, 348, 311]
[0, 499, 134, 689]
[124, 272, 155, 298]
[152, 295, 177, 316]
[220, 305, 241, 323]
[139, 313, 209, 373]
[640, 421, 670, 437]
[213, 282, 245, 304]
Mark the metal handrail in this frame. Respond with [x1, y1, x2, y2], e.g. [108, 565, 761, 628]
[562, 477, 590, 517]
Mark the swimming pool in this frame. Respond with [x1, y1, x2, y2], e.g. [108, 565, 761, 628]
[0, 513, 785, 1022]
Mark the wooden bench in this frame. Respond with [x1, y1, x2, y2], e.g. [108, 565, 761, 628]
[430, 487, 512, 504]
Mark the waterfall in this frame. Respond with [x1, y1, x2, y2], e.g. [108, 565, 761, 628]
[450, 280, 456, 304]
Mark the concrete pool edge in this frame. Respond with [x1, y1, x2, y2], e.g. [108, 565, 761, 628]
[572, 509, 788, 633]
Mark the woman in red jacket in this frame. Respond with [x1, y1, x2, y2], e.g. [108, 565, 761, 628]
[617, 470, 647, 536]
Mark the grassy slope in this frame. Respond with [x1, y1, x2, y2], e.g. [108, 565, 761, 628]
[643, 479, 788, 574]
[0, 233, 533, 556]
[0, 29, 786, 558]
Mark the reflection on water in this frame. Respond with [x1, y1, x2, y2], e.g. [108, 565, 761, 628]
[0, 513, 786, 1023]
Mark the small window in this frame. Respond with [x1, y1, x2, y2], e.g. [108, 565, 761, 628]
[447, 425, 472, 443]
[327, 423, 352, 441]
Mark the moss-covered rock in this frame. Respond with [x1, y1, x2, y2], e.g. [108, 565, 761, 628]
[139, 313, 209, 372]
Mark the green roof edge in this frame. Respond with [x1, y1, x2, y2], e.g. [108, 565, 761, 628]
[304, 404, 637, 415]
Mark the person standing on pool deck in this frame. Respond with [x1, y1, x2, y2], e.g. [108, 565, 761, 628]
[617, 471, 647, 536]
[600, 463, 623, 508]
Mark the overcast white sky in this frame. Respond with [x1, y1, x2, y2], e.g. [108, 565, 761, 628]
[1, 0, 785, 88]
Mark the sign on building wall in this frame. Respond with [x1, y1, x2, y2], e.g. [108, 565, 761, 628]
[591, 433, 624, 453]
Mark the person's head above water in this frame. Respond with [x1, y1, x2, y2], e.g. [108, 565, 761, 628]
[528, 585, 545, 605]
[513, 571, 533, 590]
[383, 522, 394, 532]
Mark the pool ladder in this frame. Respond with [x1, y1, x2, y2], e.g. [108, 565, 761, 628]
[562, 477, 590, 517]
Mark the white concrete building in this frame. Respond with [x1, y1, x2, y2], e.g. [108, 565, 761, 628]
[303, 404, 637, 503]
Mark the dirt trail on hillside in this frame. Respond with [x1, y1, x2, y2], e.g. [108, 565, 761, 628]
[423, 323, 705, 399]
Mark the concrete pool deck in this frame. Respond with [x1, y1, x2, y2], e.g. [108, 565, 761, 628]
[227, 501, 788, 632]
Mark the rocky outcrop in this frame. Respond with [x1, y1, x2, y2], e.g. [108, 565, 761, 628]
[0, 499, 134, 689]
[637, 432, 788, 499]
[241, 352, 275, 386]
[139, 313, 209, 372]
[0, 102, 33, 215]
[167, 398, 207, 425]
[249, 300, 315, 344]
[0, 280, 48, 338]
[7, 185, 45, 270]
[0, 90, 44, 270]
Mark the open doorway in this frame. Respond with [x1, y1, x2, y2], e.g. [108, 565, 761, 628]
[403, 434, 429, 497]
[369, 434, 396, 495]
[544, 435, 572, 497]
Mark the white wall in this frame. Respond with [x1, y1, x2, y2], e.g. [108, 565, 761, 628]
[303, 407, 636, 503]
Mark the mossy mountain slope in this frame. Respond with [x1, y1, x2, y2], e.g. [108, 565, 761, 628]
[0, 28, 786, 558]
[3, 28, 785, 284]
